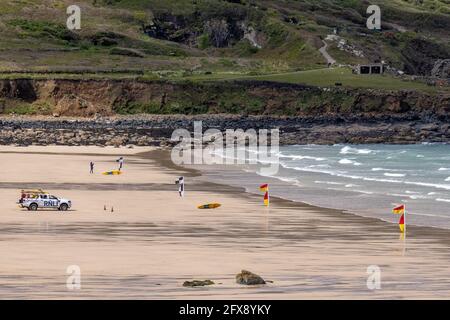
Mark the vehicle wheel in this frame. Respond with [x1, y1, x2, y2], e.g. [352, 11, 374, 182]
[59, 203, 68, 212]
[29, 203, 38, 211]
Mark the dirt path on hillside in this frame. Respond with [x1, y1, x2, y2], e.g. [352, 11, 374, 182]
[319, 40, 336, 65]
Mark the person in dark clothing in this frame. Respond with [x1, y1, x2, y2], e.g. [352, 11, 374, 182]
[90, 161, 95, 174]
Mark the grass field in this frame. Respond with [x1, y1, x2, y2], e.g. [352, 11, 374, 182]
[180, 67, 446, 93]
[240, 68, 442, 91]
[1, 67, 446, 94]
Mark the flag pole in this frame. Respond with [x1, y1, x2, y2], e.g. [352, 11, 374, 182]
[402, 204, 407, 256]
[404, 204, 407, 236]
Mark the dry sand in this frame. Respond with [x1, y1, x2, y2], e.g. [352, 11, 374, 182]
[1, 146, 450, 299]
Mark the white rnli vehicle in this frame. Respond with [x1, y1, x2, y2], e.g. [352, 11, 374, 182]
[18, 190, 72, 212]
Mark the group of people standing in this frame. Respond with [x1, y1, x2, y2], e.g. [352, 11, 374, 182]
[88, 157, 185, 198]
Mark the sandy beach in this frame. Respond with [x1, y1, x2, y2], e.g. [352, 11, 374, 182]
[1, 146, 450, 299]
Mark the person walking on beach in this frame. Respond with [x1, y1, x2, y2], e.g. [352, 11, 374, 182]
[117, 157, 124, 171]
[176, 176, 185, 197]
[90, 161, 94, 174]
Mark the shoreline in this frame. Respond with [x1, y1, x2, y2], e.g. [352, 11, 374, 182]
[143, 148, 450, 243]
[1, 114, 450, 146]
[4, 145, 450, 237]
[1, 145, 450, 298]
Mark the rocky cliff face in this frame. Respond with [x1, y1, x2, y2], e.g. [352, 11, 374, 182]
[0, 78, 449, 117]
[0, 78, 449, 145]
[432, 59, 450, 79]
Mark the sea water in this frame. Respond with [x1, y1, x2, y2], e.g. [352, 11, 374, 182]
[200, 144, 450, 229]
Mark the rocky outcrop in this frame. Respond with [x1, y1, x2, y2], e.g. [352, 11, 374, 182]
[401, 39, 449, 76]
[0, 78, 448, 119]
[432, 59, 450, 79]
[0, 114, 450, 146]
[183, 280, 215, 287]
[0, 79, 37, 101]
[0, 78, 449, 145]
[236, 270, 266, 285]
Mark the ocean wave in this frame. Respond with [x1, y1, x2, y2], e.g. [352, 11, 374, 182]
[390, 193, 412, 198]
[278, 153, 326, 161]
[390, 193, 426, 200]
[439, 168, 450, 171]
[277, 176, 301, 184]
[281, 162, 450, 191]
[408, 195, 426, 200]
[314, 181, 345, 185]
[280, 163, 346, 176]
[409, 181, 450, 191]
[263, 175, 302, 187]
[353, 190, 374, 195]
[339, 158, 362, 166]
[308, 164, 331, 168]
[339, 146, 374, 155]
[372, 167, 416, 173]
[436, 198, 450, 203]
[384, 173, 406, 177]
[210, 150, 280, 166]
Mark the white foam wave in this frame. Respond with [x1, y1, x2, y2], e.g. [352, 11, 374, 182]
[281, 163, 450, 191]
[436, 198, 450, 203]
[339, 158, 362, 166]
[308, 164, 331, 169]
[340, 146, 373, 155]
[314, 181, 345, 185]
[278, 153, 326, 161]
[384, 173, 406, 177]
[354, 190, 374, 195]
[372, 167, 405, 172]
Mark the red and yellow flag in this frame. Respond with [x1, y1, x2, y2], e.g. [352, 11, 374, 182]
[260, 184, 269, 206]
[398, 214, 405, 233]
[392, 204, 405, 215]
[263, 191, 269, 206]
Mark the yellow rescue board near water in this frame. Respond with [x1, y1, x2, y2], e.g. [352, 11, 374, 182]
[102, 170, 122, 175]
[197, 203, 221, 209]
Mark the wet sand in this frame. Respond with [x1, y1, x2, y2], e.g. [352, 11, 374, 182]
[1, 146, 450, 299]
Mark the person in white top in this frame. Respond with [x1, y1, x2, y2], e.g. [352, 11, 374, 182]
[176, 176, 184, 197]
[117, 157, 124, 171]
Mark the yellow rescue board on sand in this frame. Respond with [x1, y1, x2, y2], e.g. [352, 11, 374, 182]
[197, 203, 221, 209]
[102, 170, 122, 175]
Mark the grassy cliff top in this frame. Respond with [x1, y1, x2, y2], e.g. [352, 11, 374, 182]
[0, 0, 448, 92]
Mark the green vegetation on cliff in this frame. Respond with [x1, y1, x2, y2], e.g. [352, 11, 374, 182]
[0, 0, 448, 74]
[0, 0, 448, 116]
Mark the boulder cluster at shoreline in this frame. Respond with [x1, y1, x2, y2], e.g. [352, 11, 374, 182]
[0, 114, 449, 147]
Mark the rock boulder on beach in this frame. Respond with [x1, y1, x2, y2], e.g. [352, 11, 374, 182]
[236, 270, 266, 285]
[182, 280, 215, 287]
